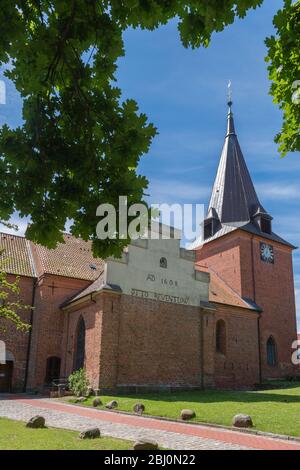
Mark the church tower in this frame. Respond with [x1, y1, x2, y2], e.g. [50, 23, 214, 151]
[196, 99, 298, 380]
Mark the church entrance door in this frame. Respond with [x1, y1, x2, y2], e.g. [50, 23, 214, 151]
[0, 361, 13, 392]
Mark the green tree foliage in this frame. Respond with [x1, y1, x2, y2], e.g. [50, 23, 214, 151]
[0, 250, 31, 332]
[266, 0, 300, 157]
[0, 1, 265, 257]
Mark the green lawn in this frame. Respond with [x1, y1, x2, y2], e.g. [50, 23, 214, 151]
[69, 382, 300, 438]
[0, 417, 132, 450]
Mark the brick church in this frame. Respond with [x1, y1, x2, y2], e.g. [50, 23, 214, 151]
[0, 103, 298, 393]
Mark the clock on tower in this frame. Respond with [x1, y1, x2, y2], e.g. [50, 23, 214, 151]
[260, 242, 274, 264]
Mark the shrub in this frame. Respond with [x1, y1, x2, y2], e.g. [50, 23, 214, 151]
[68, 369, 89, 397]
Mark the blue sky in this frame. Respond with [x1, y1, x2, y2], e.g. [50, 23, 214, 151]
[1, 1, 300, 327]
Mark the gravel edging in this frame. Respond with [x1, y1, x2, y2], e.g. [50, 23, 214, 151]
[58, 398, 300, 444]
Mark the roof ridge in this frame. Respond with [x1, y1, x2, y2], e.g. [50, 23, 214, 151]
[25, 239, 37, 278]
[0, 231, 26, 239]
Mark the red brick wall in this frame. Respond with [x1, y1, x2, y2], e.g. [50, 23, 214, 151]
[197, 230, 298, 380]
[213, 304, 260, 389]
[249, 237, 297, 378]
[27, 274, 90, 389]
[64, 292, 263, 391]
[117, 295, 202, 388]
[65, 292, 218, 391]
[62, 298, 104, 389]
[0, 275, 34, 391]
[197, 234, 244, 295]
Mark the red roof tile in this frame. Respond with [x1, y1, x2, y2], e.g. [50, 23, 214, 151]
[208, 270, 258, 311]
[0, 233, 35, 277]
[30, 233, 104, 280]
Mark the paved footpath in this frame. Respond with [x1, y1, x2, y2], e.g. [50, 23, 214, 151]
[1, 395, 300, 450]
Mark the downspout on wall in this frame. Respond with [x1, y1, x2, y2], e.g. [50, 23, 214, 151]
[251, 234, 262, 384]
[23, 276, 37, 392]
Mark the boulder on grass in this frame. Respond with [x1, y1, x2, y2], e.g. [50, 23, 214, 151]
[232, 414, 253, 428]
[93, 397, 102, 407]
[105, 400, 118, 409]
[26, 416, 46, 429]
[133, 439, 158, 450]
[79, 428, 101, 439]
[133, 403, 145, 415]
[180, 409, 196, 421]
[75, 396, 87, 403]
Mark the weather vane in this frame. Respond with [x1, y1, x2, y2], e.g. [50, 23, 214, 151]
[227, 79, 232, 106]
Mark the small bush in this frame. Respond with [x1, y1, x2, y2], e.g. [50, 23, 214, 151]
[68, 369, 89, 397]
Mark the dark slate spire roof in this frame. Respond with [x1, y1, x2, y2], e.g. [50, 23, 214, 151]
[203, 102, 295, 249]
[208, 102, 266, 227]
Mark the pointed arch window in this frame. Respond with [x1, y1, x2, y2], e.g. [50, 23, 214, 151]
[267, 336, 277, 367]
[216, 319, 226, 355]
[74, 317, 86, 371]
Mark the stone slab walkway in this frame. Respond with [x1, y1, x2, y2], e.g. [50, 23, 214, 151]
[1, 395, 300, 450]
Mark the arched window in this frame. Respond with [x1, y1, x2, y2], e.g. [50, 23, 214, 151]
[160, 257, 167, 269]
[74, 317, 86, 371]
[267, 336, 277, 366]
[216, 319, 226, 355]
[45, 356, 61, 384]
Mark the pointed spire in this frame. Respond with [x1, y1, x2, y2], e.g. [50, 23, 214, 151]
[206, 92, 268, 231]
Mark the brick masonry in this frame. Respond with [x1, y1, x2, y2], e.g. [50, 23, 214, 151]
[0, 227, 298, 392]
[197, 229, 298, 382]
[0, 275, 33, 390]
[26, 274, 91, 389]
[60, 291, 260, 392]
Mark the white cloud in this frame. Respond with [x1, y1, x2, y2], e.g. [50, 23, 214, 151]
[147, 179, 210, 204]
[0, 214, 28, 236]
[256, 183, 300, 200]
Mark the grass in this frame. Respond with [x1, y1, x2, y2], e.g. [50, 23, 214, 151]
[0, 417, 132, 450]
[69, 381, 300, 438]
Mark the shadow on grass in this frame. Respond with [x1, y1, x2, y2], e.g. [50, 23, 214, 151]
[103, 385, 300, 405]
[3, 381, 300, 406]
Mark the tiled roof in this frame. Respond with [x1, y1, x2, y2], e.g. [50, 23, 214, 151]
[201, 222, 295, 249]
[0, 230, 261, 312]
[0, 233, 35, 277]
[61, 273, 105, 307]
[31, 233, 105, 280]
[208, 269, 260, 311]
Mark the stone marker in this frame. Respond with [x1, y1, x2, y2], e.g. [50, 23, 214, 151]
[79, 428, 101, 439]
[26, 416, 46, 429]
[133, 439, 158, 450]
[75, 396, 87, 403]
[232, 414, 253, 428]
[93, 397, 102, 407]
[105, 400, 118, 409]
[133, 403, 145, 415]
[180, 409, 196, 420]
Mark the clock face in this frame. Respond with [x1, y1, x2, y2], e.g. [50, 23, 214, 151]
[260, 242, 274, 264]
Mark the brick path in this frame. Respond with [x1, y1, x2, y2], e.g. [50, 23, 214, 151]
[1, 395, 300, 450]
